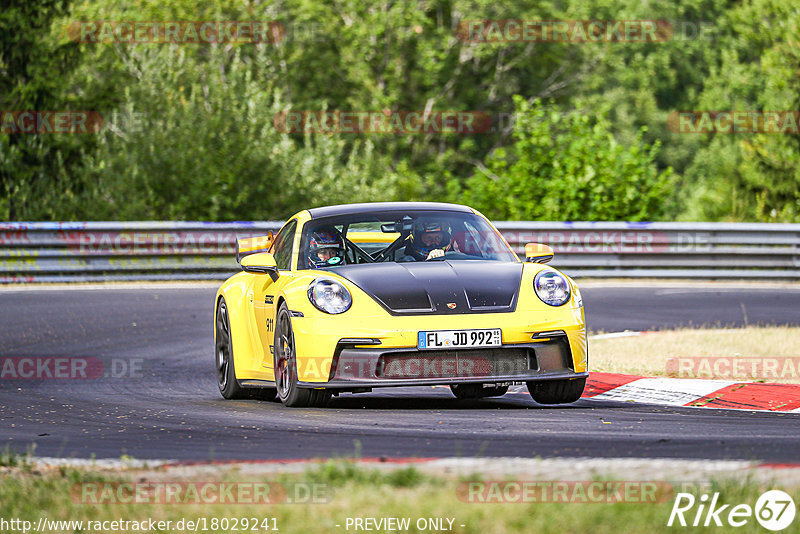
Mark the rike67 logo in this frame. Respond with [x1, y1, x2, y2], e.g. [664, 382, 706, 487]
[668, 490, 796, 531]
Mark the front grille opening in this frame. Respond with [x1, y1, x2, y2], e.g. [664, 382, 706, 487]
[376, 348, 533, 379]
[533, 337, 574, 372]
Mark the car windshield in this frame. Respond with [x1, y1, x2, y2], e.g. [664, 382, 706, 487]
[300, 209, 518, 269]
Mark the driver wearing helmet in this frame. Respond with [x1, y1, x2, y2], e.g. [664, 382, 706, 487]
[307, 226, 346, 268]
[405, 221, 451, 261]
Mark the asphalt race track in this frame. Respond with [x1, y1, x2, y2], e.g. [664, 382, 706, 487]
[1, 284, 799, 462]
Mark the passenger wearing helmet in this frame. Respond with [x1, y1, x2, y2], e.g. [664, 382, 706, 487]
[404, 221, 451, 261]
[307, 226, 346, 268]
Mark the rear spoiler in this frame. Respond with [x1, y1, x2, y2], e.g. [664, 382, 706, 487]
[235, 233, 273, 263]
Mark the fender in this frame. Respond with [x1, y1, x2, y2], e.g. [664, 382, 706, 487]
[216, 272, 259, 380]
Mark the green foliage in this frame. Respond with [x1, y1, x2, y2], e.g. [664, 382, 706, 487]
[457, 97, 673, 220]
[1, 465, 797, 534]
[0, 0, 89, 220]
[308, 460, 427, 488]
[77, 45, 399, 220]
[2, 0, 799, 221]
[0, 445, 33, 468]
[680, 0, 800, 222]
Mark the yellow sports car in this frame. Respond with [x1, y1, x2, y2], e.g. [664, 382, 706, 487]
[215, 202, 587, 407]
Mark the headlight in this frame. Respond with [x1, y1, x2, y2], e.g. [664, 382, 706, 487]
[534, 270, 571, 307]
[307, 279, 352, 314]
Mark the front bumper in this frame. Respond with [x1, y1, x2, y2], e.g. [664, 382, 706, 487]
[298, 371, 589, 390]
[296, 333, 587, 390]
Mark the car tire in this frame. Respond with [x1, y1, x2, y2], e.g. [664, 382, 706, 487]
[216, 298, 277, 401]
[527, 377, 586, 404]
[216, 298, 248, 399]
[450, 383, 509, 399]
[274, 303, 330, 407]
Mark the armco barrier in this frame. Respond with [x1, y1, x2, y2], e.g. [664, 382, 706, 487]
[0, 221, 282, 283]
[0, 221, 798, 282]
[496, 221, 800, 279]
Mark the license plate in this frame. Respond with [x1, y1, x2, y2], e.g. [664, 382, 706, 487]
[417, 329, 501, 350]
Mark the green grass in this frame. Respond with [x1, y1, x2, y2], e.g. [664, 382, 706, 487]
[591, 326, 800, 381]
[1, 460, 796, 533]
[309, 460, 430, 489]
[0, 445, 34, 468]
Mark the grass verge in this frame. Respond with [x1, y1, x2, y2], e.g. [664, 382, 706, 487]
[590, 326, 800, 381]
[0, 459, 797, 533]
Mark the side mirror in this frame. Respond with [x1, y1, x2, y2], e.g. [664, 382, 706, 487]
[525, 243, 554, 264]
[241, 252, 280, 281]
[235, 234, 274, 263]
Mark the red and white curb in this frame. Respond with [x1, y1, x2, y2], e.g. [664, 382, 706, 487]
[584, 372, 800, 412]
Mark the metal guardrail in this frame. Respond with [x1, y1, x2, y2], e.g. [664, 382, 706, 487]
[0, 221, 798, 282]
[0, 222, 282, 283]
[495, 221, 800, 279]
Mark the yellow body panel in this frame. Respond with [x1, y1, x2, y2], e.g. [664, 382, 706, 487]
[236, 235, 272, 258]
[215, 208, 587, 386]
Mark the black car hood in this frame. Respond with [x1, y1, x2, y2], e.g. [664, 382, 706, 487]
[323, 261, 522, 315]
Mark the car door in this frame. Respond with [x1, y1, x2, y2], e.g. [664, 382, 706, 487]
[253, 219, 297, 373]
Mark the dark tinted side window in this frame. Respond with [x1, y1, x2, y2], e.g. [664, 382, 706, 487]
[270, 219, 297, 270]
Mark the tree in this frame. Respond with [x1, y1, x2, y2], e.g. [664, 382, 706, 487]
[680, 0, 800, 221]
[0, 0, 85, 220]
[456, 97, 673, 220]
[77, 45, 400, 220]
